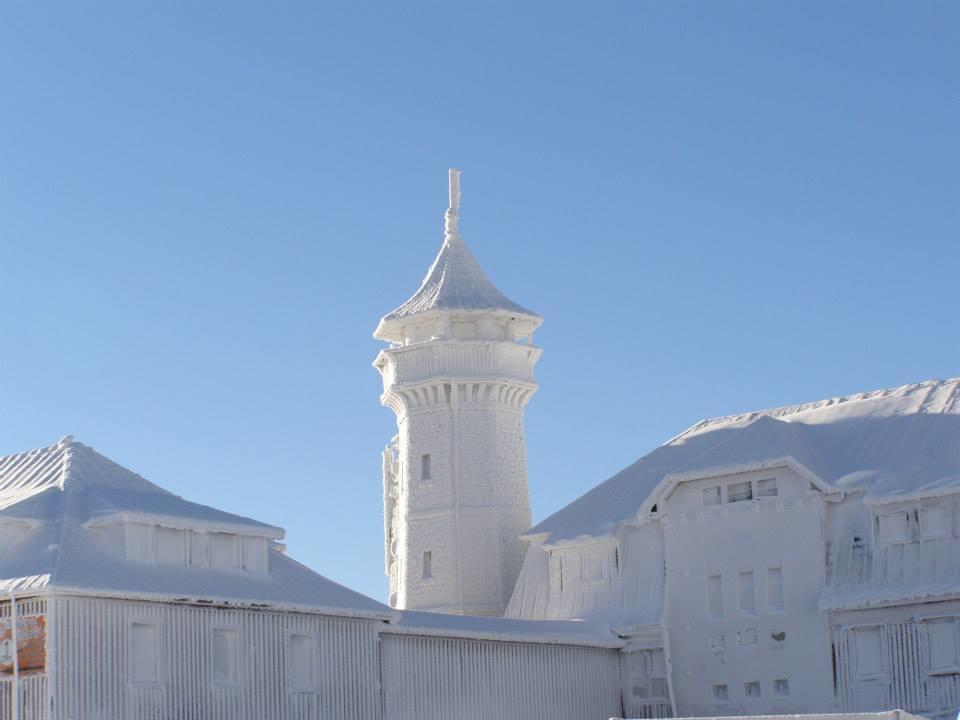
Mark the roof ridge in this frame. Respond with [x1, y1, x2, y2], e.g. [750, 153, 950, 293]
[670, 376, 960, 445]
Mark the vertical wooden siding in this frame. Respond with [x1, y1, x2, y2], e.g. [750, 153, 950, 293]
[49, 596, 382, 720]
[380, 633, 622, 720]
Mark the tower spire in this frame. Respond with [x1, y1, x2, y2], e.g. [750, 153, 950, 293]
[445, 168, 462, 239]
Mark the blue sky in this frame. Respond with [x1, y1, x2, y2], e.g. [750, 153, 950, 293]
[2, 2, 957, 602]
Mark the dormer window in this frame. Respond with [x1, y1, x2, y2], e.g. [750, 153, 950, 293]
[728, 481, 753, 503]
[155, 527, 186, 566]
[210, 533, 240, 569]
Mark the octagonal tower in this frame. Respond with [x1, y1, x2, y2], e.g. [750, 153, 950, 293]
[373, 169, 542, 616]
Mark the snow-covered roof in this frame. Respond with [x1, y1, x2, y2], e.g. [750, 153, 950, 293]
[388, 610, 623, 648]
[0, 437, 393, 619]
[374, 170, 539, 339]
[529, 377, 960, 544]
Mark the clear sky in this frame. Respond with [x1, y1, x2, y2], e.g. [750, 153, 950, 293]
[2, 2, 957, 602]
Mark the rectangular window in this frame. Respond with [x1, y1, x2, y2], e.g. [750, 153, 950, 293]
[854, 626, 885, 678]
[583, 552, 604, 581]
[728, 481, 753, 503]
[421, 453, 432, 482]
[288, 634, 315, 691]
[422, 550, 432, 579]
[926, 618, 959, 672]
[242, 536, 268, 573]
[739, 571, 756, 615]
[210, 533, 239, 569]
[126, 523, 153, 562]
[702, 486, 721, 506]
[707, 574, 723, 619]
[155, 527, 186, 566]
[879, 512, 909, 543]
[774, 678, 790, 696]
[757, 478, 778, 497]
[649, 677, 668, 699]
[131, 622, 159, 684]
[189, 531, 208, 567]
[921, 508, 949, 539]
[768, 567, 784, 612]
[712, 684, 729, 702]
[213, 629, 239, 686]
[745, 681, 761, 698]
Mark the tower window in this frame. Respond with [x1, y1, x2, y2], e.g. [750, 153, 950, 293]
[739, 571, 756, 615]
[707, 574, 723, 619]
[422, 550, 432, 579]
[421, 454, 432, 482]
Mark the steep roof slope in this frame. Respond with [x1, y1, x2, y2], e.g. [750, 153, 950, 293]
[0, 438, 392, 619]
[529, 377, 960, 544]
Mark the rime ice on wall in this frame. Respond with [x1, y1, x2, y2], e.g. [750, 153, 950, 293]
[374, 170, 542, 616]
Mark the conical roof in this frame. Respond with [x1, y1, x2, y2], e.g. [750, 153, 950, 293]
[375, 170, 539, 339]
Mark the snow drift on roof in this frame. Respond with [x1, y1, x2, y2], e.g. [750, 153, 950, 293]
[529, 377, 960, 544]
[0, 437, 392, 618]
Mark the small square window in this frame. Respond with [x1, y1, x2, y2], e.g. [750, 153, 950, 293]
[728, 481, 753, 503]
[712, 684, 729, 702]
[878, 512, 909, 543]
[421, 454, 432, 482]
[649, 678, 668, 698]
[702, 486, 721, 506]
[422, 550, 432, 579]
[921, 508, 949, 539]
[775, 678, 790, 696]
[757, 478, 778, 497]
[745, 681, 761, 698]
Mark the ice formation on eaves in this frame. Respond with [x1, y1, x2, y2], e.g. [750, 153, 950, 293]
[529, 377, 960, 544]
[0, 437, 393, 618]
[378, 169, 538, 324]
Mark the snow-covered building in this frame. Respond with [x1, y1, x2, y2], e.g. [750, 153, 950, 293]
[375, 170, 960, 720]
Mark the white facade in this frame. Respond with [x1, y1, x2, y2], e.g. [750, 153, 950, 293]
[374, 169, 541, 616]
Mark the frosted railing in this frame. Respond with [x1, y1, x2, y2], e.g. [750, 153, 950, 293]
[387, 344, 535, 386]
[828, 536, 960, 586]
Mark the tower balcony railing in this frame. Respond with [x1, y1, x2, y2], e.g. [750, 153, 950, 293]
[380, 341, 539, 389]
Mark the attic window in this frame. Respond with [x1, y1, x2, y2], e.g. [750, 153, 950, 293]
[650, 504, 658, 514]
[702, 486, 721, 507]
[728, 481, 753, 503]
[757, 478, 778, 497]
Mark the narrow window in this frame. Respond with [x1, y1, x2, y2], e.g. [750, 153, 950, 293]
[744, 681, 761, 698]
[421, 453, 432, 482]
[728, 481, 753, 503]
[189, 531, 207, 567]
[422, 550, 432, 579]
[713, 684, 729, 702]
[757, 478, 778, 497]
[288, 634, 315, 691]
[707, 574, 723, 619]
[768, 567, 784, 612]
[130, 622, 159, 684]
[213, 629, 239, 686]
[702, 486, 721, 506]
[739, 571, 756, 615]
[926, 618, 959, 672]
[774, 678, 790, 696]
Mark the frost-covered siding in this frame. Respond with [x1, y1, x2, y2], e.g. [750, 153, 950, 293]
[380, 632, 621, 720]
[830, 600, 960, 719]
[47, 595, 382, 720]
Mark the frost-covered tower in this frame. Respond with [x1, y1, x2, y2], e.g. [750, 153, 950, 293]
[374, 170, 542, 616]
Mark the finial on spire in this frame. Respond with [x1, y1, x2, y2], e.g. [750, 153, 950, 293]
[445, 168, 462, 238]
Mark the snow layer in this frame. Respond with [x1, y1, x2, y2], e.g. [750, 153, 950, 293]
[378, 229, 537, 323]
[0, 437, 393, 619]
[391, 610, 623, 648]
[530, 377, 960, 543]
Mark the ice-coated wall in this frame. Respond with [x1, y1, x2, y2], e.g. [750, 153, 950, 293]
[377, 331, 540, 616]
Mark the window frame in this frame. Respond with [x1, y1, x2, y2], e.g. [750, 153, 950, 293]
[211, 626, 241, 688]
[129, 620, 162, 687]
[287, 632, 317, 693]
